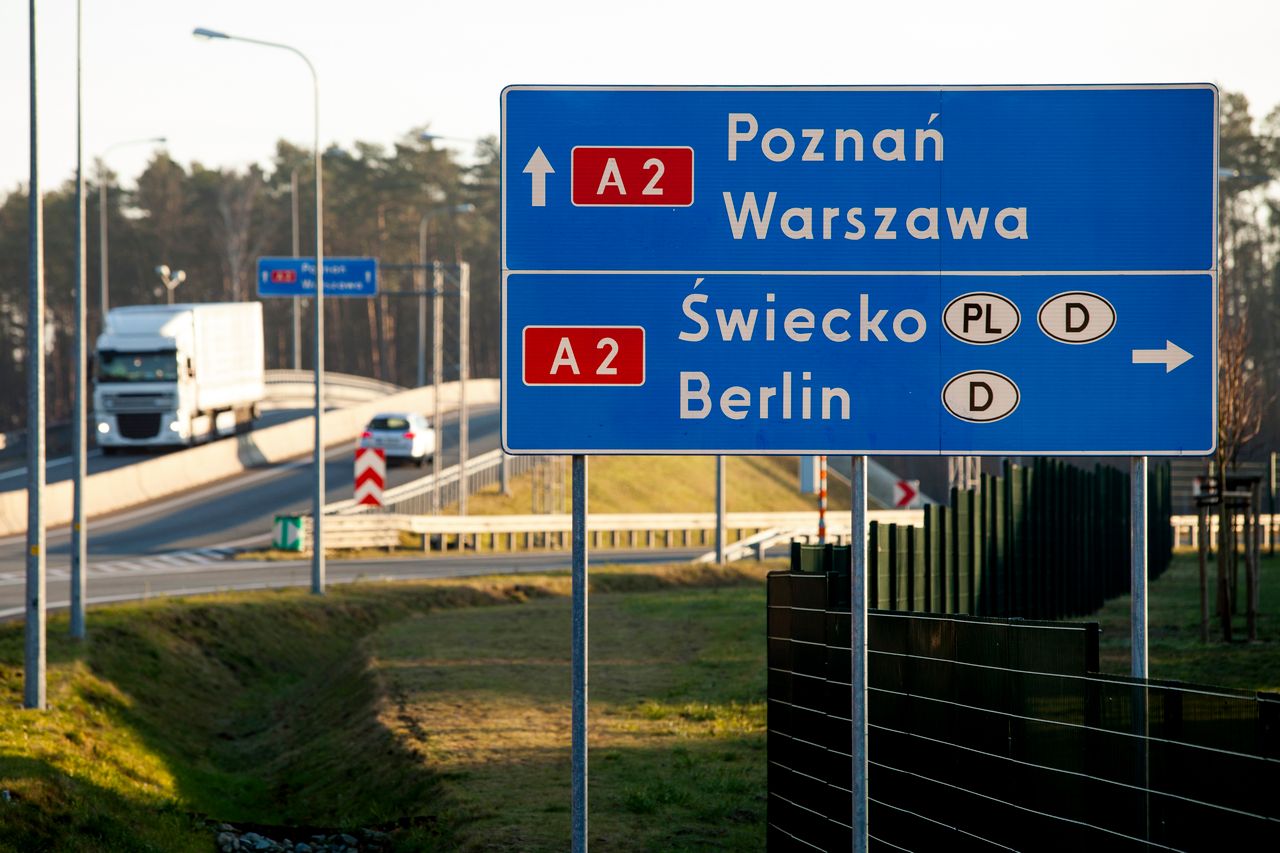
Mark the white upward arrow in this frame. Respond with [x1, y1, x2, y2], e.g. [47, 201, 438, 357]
[1132, 340, 1193, 373]
[523, 147, 554, 207]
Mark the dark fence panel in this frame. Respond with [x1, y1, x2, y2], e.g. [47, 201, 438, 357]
[766, 546, 1280, 852]
[868, 459, 1172, 622]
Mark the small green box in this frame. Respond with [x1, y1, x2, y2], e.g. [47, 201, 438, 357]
[273, 515, 305, 551]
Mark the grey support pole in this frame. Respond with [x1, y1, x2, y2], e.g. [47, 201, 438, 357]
[71, 0, 87, 640]
[291, 167, 301, 370]
[1130, 454, 1150, 841]
[1131, 455, 1148, 678]
[432, 261, 444, 513]
[458, 262, 470, 515]
[309, 57, 324, 595]
[25, 0, 47, 710]
[571, 454, 589, 851]
[715, 456, 726, 564]
[98, 163, 108, 316]
[417, 218, 428, 388]
[851, 455, 869, 851]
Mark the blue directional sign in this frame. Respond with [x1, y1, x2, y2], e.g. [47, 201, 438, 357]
[501, 86, 1218, 456]
[256, 257, 378, 297]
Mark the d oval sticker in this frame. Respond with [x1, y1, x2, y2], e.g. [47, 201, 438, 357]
[943, 292, 1020, 344]
[1038, 291, 1116, 344]
[942, 370, 1020, 423]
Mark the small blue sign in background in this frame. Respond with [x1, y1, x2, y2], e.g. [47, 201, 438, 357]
[257, 257, 379, 297]
[501, 86, 1218, 455]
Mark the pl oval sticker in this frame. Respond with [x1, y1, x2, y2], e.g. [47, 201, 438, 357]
[942, 292, 1020, 344]
[1037, 291, 1116, 344]
[942, 371, 1020, 423]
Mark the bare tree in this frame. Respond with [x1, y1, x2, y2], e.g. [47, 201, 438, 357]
[212, 169, 265, 302]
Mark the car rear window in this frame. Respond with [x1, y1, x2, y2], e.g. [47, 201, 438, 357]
[370, 416, 410, 431]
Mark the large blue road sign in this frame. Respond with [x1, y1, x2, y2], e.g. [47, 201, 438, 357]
[257, 257, 378, 297]
[501, 86, 1218, 455]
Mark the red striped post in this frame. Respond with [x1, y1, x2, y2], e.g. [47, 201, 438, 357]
[354, 447, 386, 507]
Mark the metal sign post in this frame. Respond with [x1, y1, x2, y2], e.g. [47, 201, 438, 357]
[715, 456, 725, 563]
[432, 262, 444, 513]
[571, 454, 589, 851]
[1131, 456, 1149, 678]
[850, 456, 869, 851]
[458, 262, 471, 515]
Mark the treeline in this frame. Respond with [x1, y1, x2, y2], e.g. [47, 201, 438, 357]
[0, 129, 498, 430]
[2, 93, 1280, 464]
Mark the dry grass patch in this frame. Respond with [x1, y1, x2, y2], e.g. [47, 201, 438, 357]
[370, 574, 771, 851]
[465, 454, 845, 515]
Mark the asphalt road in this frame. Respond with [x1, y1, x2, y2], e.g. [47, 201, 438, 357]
[0, 547, 709, 620]
[0, 404, 501, 578]
[0, 409, 310, 492]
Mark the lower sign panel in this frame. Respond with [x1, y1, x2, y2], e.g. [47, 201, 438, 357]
[502, 272, 1215, 455]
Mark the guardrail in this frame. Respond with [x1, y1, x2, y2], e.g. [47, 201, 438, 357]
[331, 449, 551, 516]
[1172, 513, 1276, 549]
[262, 370, 406, 409]
[288, 508, 924, 556]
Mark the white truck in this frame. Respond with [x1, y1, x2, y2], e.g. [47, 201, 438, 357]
[94, 302, 265, 452]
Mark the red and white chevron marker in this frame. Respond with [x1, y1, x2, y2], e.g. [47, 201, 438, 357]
[354, 448, 386, 507]
[894, 479, 920, 509]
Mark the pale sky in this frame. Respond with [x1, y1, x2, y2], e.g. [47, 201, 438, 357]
[3, 0, 1280, 193]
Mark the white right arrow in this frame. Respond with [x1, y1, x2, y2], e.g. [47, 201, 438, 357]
[1132, 340, 1193, 373]
[523, 147, 554, 207]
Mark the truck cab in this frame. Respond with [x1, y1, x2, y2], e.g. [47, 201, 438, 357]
[94, 303, 265, 452]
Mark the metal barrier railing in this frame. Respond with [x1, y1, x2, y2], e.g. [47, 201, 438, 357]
[330, 450, 555, 516]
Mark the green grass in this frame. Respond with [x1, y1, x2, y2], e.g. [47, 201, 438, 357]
[466, 455, 846, 515]
[371, 576, 771, 851]
[0, 561, 777, 851]
[1093, 552, 1280, 691]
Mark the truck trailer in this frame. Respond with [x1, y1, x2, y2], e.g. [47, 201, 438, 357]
[94, 302, 266, 452]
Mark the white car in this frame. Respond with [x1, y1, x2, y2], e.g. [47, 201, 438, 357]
[359, 412, 436, 466]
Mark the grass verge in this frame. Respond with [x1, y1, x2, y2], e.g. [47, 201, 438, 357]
[0, 560, 777, 851]
[1093, 552, 1280, 691]
[372, 571, 772, 851]
[448, 455, 845, 516]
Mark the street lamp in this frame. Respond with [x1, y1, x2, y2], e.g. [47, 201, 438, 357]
[155, 264, 186, 304]
[98, 136, 165, 316]
[195, 25, 327, 594]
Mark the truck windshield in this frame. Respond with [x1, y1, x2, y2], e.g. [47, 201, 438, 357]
[97, 350, 179, 382]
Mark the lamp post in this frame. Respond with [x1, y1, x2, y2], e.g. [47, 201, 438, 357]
[155, 265, 186, 304]
[25, 0, 46, 710]
[71, 0, 87, 641]
[97, 136, 165, 317]
[195, 26, 326, 594]
[291, 167, 302, 369]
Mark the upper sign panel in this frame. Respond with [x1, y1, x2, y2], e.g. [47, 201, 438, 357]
[503, 86, 1216, 273]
